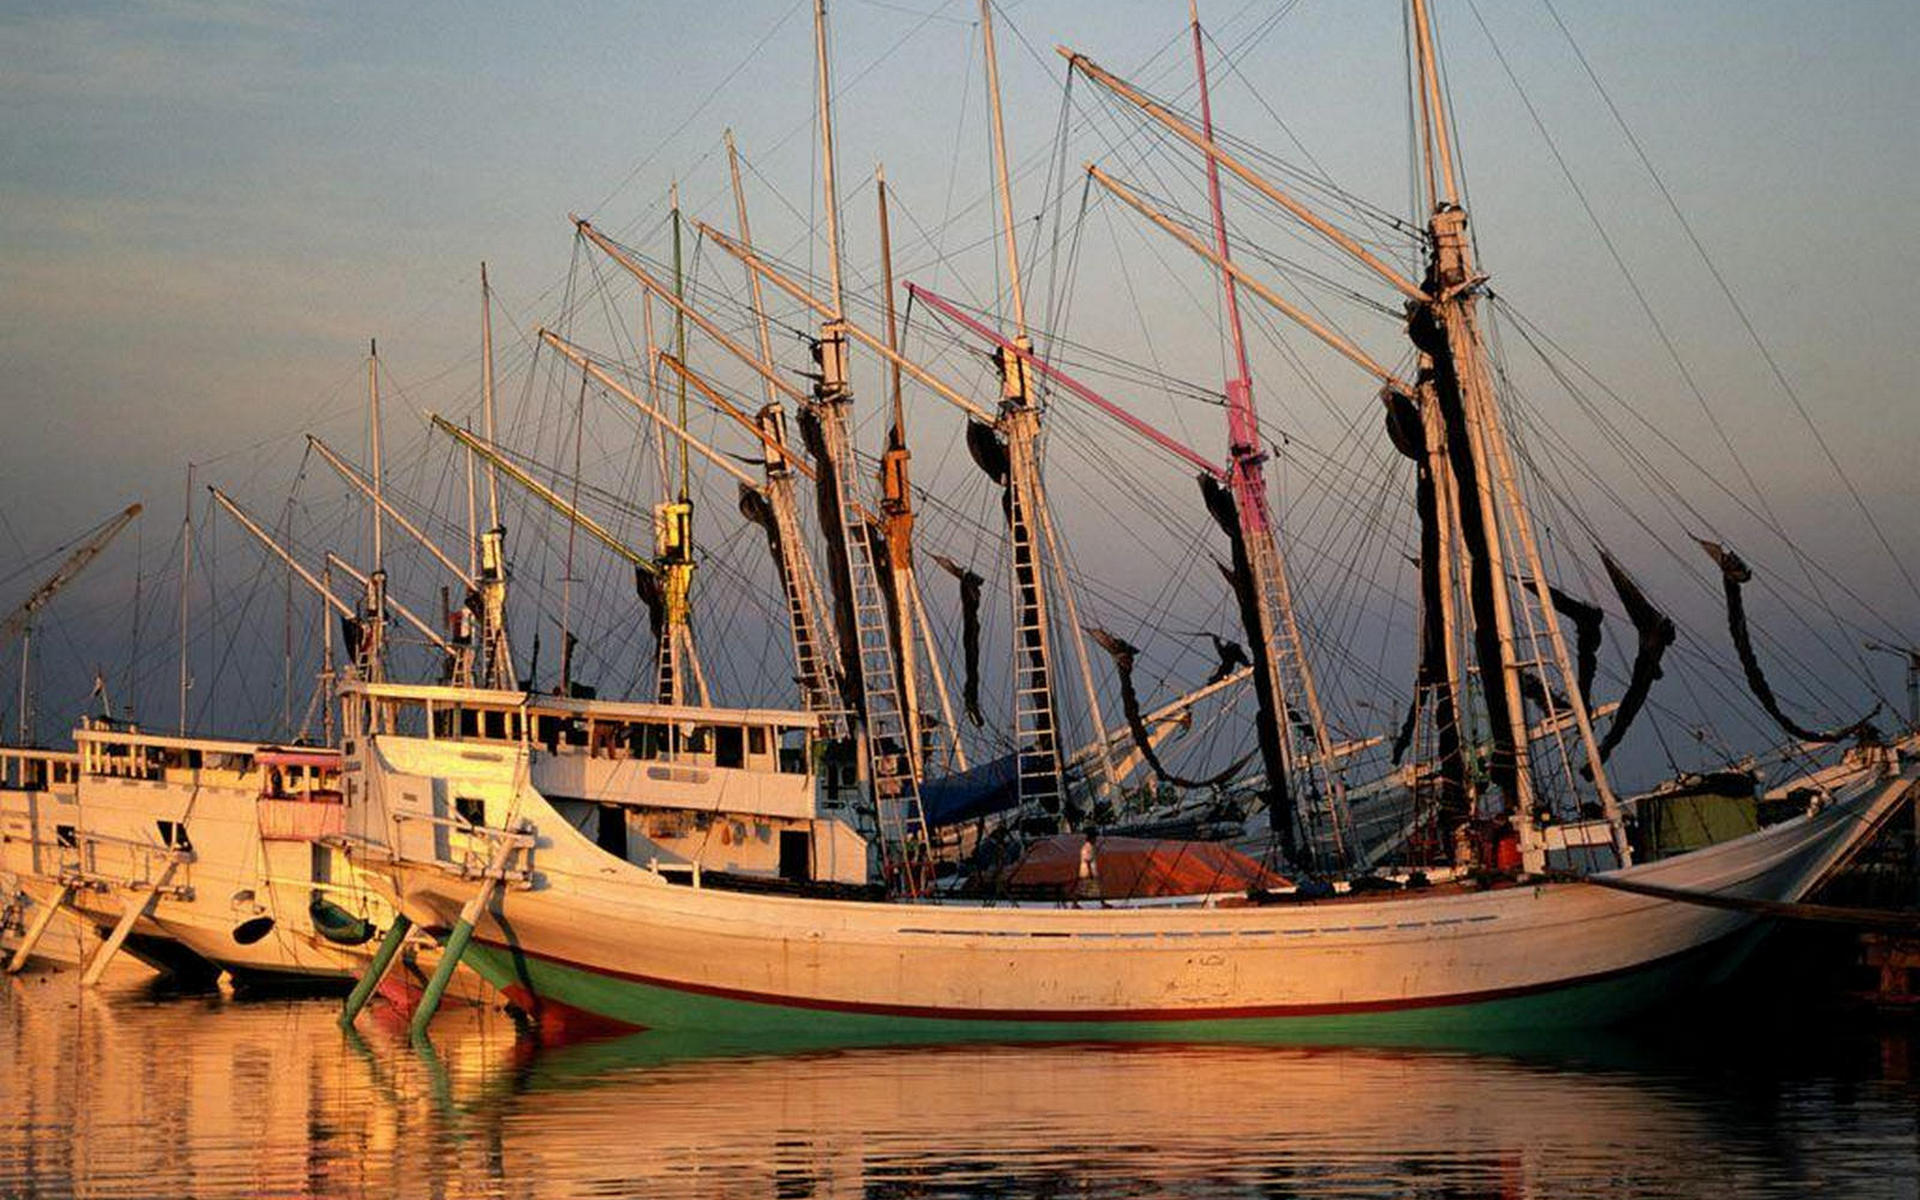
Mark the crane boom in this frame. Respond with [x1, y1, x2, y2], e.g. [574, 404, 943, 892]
[0, 503, 143, 647]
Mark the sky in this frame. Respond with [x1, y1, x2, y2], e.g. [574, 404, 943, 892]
[0, 0, 1916, 760]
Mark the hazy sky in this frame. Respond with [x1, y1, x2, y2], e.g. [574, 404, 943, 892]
[1, 0, 1915, 746]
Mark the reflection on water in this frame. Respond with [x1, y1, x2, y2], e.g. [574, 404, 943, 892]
[3, 963, 1917, 1199]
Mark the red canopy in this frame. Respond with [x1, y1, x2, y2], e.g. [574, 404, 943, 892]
[1001, 834, 1288, 899]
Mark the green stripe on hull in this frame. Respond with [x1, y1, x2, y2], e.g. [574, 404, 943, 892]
[461, 930, 1761, 1050]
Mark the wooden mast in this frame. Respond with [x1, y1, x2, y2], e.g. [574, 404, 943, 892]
[978, 0, 1114, 817]
[808, 0, 932, 895]
[1404, 0, 1626, 867]
[874, 164, 929, 774]
[725, 131, 845, 725]
[654, 186, 701, 707]
[362, 340, 388, 686]
[1189, 0, 1345, 866]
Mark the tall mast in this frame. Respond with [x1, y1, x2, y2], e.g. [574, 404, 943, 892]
[480, 263, 501, 532]
[874, 165, 922, 769]
[1404, 0, 1625, 866]
[368, 340, 384, 572]
[726, 129, 783, 413]
[361, 339, 388, 685]
[806, 0, 932, 895]
[814, 0, 846, 317]
[655, 186, 701, 706]
[979, 0, 1112, 816]
[1191, 1, 1343, 866]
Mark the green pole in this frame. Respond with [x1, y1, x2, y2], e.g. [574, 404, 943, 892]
[407, 914, 480, 1039]
[339, 912, 412, 1028]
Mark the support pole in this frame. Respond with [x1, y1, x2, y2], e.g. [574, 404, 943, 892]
[81, 859, 180, 987]
[339, 912, 413, 1027]
[409, 837, 518, 1038]
[5, 883, 72, 973]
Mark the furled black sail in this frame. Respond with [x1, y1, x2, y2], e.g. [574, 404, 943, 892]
[931, 553, 985, 727]
[1592, 550, 1675, 764]
[1408, 303, 1522, 806]
[1699, 540, 1879, 744]
[1199, 473, 1297, 861]
[1380, 387, 1464, 808]
[1087, 626, 1252, 789]
[797, 404, 863, 716]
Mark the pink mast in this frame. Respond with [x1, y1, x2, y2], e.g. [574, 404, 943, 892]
[1193, 1, 1270, 536]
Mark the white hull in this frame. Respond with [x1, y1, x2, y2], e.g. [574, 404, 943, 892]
[360, 731, 1912, 1037]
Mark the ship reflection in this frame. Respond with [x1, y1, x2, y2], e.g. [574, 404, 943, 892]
[2, 970, 1915, 1199]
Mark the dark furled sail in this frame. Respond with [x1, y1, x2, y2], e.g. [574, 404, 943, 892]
[1088, 627, 1252, 789]
[797, 404, 863, 716]
[1199, 473, 1297, 861]
[1408, 303, 1521, 806]
[1699, 540, 1879, 744]
[1380, 388, 1463, 807]
[1524, 580, 1603, 710]
[931, 553, 985, 727]
[633, 566, 664, 645]
[1592, 550, 1675, 764]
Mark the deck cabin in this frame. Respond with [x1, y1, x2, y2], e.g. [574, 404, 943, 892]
[341, 682, 870, 886]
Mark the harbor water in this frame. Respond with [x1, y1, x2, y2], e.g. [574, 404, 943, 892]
[3, 953, 1917, 1199]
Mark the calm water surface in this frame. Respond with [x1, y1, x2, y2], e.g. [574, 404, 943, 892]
[3, 962, 1917, 1199]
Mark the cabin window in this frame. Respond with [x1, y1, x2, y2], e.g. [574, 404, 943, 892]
[748, 726, 767, 757]
[714, 726, 745, 770]
[458, 708, 479, 738]
[21, 760, 45, 790]
[53, 762, 72, 785]
[483, 710, 507, 740]
[156, 821, 192, 853]
[685, 726, 713, 755]
[536, 715, 560, 752]
[55, 824, 76, 849]
[564, 719, 588, 748]
[454, 796, 486, 828]
[778, 728, 809, 775]
[633, 723, 669, 760]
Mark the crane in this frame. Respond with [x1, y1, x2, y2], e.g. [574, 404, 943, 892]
[3, 502, 143, 742]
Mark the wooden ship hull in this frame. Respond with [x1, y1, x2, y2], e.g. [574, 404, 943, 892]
[361, 723, 1913, 1042]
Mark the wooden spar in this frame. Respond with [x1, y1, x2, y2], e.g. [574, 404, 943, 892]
[813, 0, 846, 317]
[480, 264, 501, 532]
[323, 553, 456, 655]
[691, 221, 996, 424]
[429, 415, 654, 573]
[1058, 46, 1430, 305]
[540, 333, 762, 492]
[670, 185, 692, 502]
[1584, 874, 1920, 932]
[980, 0, 1027, 337]
[307, 436, 475, 588]
[574, 218, 810, 406]
[1408, 0, 1460, 210]
[908, 284, 1225, 477]
[1083, 166, 1410, 393]
[653, 352, 817, 481]
[725, 130, 784, 413]
[368, 341, 385, 573]
[209, 487, 357, 621]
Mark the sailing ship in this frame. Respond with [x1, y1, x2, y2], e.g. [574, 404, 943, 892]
[298, 0, 1920, 1043]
